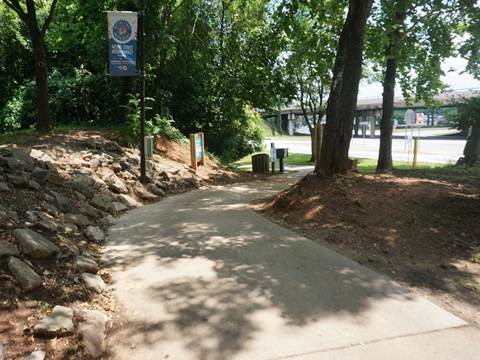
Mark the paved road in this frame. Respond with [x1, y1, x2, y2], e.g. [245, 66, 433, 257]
[267, 129, 467, 164]
[103, 172, 480, 359]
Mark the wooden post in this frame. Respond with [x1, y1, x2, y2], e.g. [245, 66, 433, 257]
[190, 133, 197, 170]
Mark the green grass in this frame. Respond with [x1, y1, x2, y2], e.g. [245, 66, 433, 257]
[231, 152, 479, 190]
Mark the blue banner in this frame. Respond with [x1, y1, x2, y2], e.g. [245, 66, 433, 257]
[108, 11, 138, 76]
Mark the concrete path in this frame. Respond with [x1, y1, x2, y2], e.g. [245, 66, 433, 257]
[103, 171, 480, 359]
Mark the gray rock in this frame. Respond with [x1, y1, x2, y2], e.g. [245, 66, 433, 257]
[28, 180, 41, 191]
[99, 215, 115, 228]
[0, 338, 3, 360]
[83, 226, 105, 242]
[35, 219, 58, 233]
[89, 174, 107, 190]
[133, 184, 157, 200]
[8, 257, 43, 292]
[31, 169, 51, 183]
[51, 191, 80, 214]
[56, 235, 80, 256]
[8, 147, 35, 171]
[148, 184, 166, 197]
[96, 167, 115, 178]
[34, 305, 74, 337]
[111, 201, 128, 213]
[0, 147, 13, 156]
[0, 210, 16, 229]
[90, 196, 109, 212]
[118, 194, 138, 208]
[77, 310, 108, 359]
[71, 175, 95, 198]
[76, 256, 99, 274]
[46, 172, 64, 185]
[5, 173, 28, 187]
[78, 202, 99, 219]
[80, 273, 105, 293]
[4, 156, 25, 173]
[61, 213, 91, 228]
[0, 182, 9, 191]
[0, 240, 20, 257]
[104, 174, 129, 194]
[112, 162, 122, 172]
[13, 229, 60, 258]
[23, 350, 46, 360]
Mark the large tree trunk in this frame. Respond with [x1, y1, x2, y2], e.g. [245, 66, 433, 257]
[32, 33, 52, 133]
[3, 0, 56, 133]
[461, 129, 480, 166]
[377, 55, 397, 171]
[315, 0, 373, 176]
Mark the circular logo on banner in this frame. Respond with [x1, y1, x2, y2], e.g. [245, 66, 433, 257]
[113, 20, 132, 42]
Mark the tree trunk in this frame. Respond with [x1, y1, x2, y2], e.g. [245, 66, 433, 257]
[462, 129, 480, 166]
[377, 55, 397, 171]
[315, 0, 373, 176]
[32, 34, 52, 133]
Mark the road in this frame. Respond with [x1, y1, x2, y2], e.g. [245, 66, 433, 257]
[266, 128, 467, 164]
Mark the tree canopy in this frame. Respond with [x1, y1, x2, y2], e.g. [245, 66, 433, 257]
[0, 0, 476, 170]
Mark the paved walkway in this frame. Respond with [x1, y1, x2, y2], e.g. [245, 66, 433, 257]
[103, 170, 480, 359]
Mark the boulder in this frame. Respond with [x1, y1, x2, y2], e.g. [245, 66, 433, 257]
[51, 191, 80, 214]
[13, 229, 60, 258]
[0, 210, 17, 229]
[77, 310, 108, 359]
[0, 240, 20, 257]
[31, 169, 51, 183]
[34, 305, 74, 337]
[76, 256, 99, 274]
[83, 226, 105, 243]
[8, 257, 43, 292]
[118, 194, 138, 208]
[56, 235, 80, 256]
[104, 174, 129, 194]
[80, 273, 105, 293]
[133, 184, 157, 200]
[61, 213, 91, 229]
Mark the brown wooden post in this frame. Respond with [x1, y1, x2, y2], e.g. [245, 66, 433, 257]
[190, 133, 197, 170]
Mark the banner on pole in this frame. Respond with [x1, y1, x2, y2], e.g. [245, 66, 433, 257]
[107, 11, 138, 76]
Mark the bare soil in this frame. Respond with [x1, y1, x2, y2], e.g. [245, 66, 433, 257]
[253, 169, 480, 329]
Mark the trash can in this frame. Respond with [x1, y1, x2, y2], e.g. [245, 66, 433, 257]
[251, 153, 269, 174]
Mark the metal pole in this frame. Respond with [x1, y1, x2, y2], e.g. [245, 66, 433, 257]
[139, 3, 147, 184]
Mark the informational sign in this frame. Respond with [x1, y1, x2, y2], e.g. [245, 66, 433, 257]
[189, 133, 205, 170]
[195, 136, 203, 160]
[270, 143, 277, 162]
[416, 113, 424, 125]
[108, 11, 138, 76]
[405, 109, 414, 127]
[145, 136, 154, 159]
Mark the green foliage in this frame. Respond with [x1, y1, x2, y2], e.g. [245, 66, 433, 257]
[206, 101, 265, 163]
[0, 82, 37, 133]
[452, 97, 480, 133]
[118, 94, 186, 148]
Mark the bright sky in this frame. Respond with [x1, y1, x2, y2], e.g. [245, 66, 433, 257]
[358, 57, 480, 99]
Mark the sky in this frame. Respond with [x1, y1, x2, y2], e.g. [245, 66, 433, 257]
[357, 57, 480, 99]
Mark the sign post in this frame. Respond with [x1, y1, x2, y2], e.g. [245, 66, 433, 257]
[190, 133, 205, 170]
[270, 143, 276, 173]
